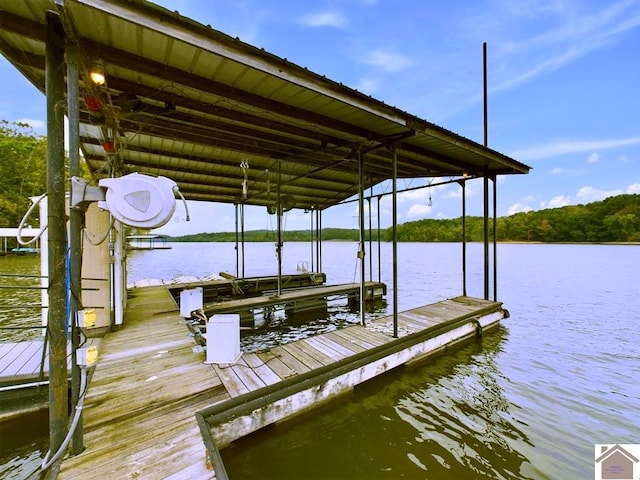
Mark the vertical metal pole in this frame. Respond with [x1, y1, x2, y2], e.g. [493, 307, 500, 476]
[483, 42, 488, 147]
[235, 204, 239, 277]
[276, 163, 282, 295]
[358, 149, 366, 326]
[493, 175, 498, 301]
[309, 209, 314, 272]
[392, 145, 398, 338]
[46, 10, 68, 460]
[318, 210, 322, 274]
[240, 203, 245, 277]
[483, 175, 490, 300]
[367, 197, 372, 282]
[368, 182, 373, 282]
[376, 195, 381, 284]
[67, 42, 84, 455]
[460, 179, 467, 297]
[314, 210, 319, 272]
[483, 42, 490, 300]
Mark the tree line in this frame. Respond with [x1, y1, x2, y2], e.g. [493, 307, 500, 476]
[172, 194, 640, 243]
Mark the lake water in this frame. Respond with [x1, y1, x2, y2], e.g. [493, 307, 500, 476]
[1, 242, 639, 479]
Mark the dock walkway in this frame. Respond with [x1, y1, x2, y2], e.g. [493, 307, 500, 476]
[57, 286, 505, 479]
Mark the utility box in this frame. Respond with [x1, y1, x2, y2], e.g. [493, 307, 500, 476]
[205, 313, 241, 364]
[180, 287, 203, 318]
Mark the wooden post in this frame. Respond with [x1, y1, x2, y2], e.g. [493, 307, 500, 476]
[46, 9, 68, 459]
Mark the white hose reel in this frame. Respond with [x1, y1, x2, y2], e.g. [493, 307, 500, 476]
[97, 173, 179, 229]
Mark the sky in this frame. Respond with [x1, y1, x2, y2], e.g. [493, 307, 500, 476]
[1, 0, 639, 235]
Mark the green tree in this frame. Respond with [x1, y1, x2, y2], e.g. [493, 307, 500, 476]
[0, 121, 47, 226]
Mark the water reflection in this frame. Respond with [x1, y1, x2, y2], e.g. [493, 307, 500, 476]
[0, 409, 48, 480]
[240, 302, 387, 353]
[0, 255, 42, 342]
[223, 327, 543, 479]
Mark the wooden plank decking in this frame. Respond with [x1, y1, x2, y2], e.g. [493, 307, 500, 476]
[0, 338, 101, 385]
[57, 287, 222, 480]
[57, 285, 505, 479]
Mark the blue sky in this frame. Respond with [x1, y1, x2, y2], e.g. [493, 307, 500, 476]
[1, 0, 639, 235]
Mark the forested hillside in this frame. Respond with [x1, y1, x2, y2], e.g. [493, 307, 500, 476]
[0, 121, 47, 226]
[172, 194, 640, 243]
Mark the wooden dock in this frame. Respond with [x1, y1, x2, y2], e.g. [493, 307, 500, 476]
[0, 338, 101, 420]
[167, 272, 328, 305]
[203, 281, 386, 315]
[0, 338, 100, 385]
[56, 285, 505, 479]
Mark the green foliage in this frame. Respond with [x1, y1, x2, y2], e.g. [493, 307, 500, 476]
[0, 120, 47, 226]
[170, 194, 640, 243]
[172, 228, 362, 243]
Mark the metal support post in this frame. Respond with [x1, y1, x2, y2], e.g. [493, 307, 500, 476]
[493, 175, 498, 301]
[392, 145, 398, 338]
[358, 149, 366, 326]
[377, 195, 381, 284]
[459, 179, 467, 297]
[67, 42, 84, 455]
[483, 175, 490, 300]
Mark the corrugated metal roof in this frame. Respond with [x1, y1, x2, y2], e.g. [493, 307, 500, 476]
[0, 0, 530, 211]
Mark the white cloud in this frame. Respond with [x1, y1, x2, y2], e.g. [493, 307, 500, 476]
[540, 195, 571, 209]
[398, 188, 427, 202]
[576, 185, 624, 203]
[299, 11, 346, 28]
[355, 76, 380, 95]
[587, 152, 599, 163]
[627, 183, 640, 194]
[491, 1, 640, 92]
[407, 204, 432, 218]
[507, 202, 533, 215]
[362, 49, 414, 72]
[551, 168, 564, 174]
[511, 136, 640, 161]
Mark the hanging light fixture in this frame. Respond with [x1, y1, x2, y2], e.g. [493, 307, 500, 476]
[89, 60, 105, 86]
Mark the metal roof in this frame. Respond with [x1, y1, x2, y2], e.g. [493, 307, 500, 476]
[0, 0, 530, 211]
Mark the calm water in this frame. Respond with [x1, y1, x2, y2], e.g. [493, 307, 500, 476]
[1, 242, 639, 479]
[0, 254, 43, 342]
